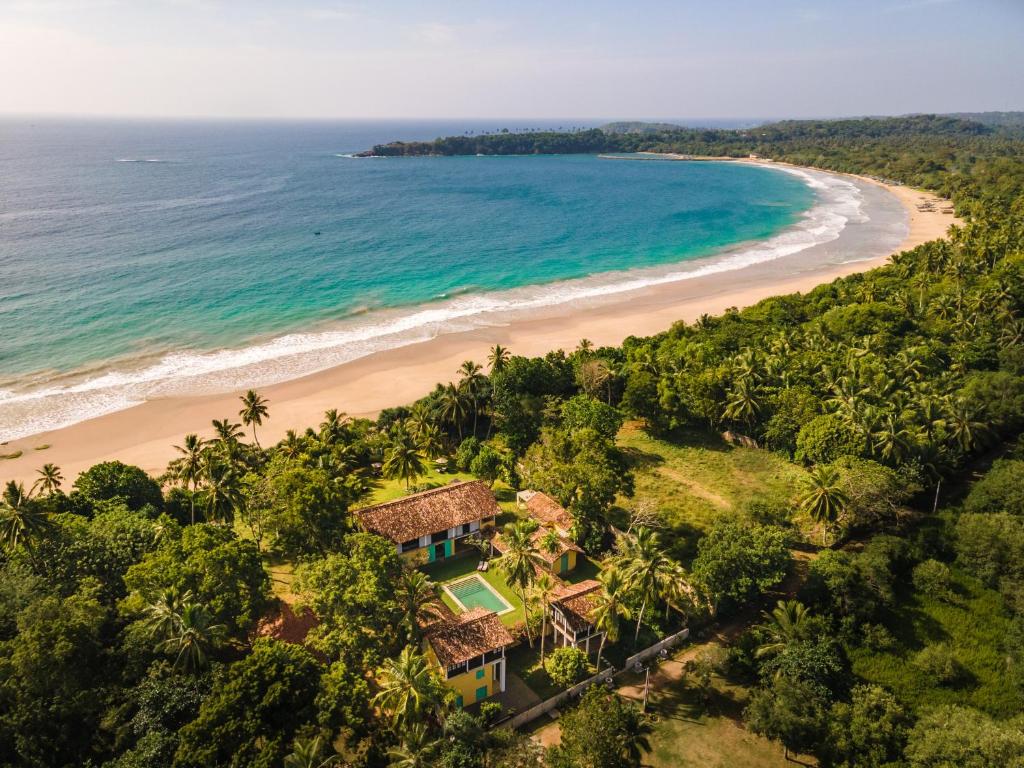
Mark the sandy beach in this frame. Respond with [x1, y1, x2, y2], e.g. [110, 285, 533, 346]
[0, 161, 960, 487]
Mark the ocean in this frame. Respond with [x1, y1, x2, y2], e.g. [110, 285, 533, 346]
[0, 118, 834, 440]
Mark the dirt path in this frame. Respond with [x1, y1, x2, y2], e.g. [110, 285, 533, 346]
[532, 549, 817, 748]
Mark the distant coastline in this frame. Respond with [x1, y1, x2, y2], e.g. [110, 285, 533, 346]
[0, 160, 959, 487]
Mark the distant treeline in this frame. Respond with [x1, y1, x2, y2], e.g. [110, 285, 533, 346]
[361, 115, 1024, 213]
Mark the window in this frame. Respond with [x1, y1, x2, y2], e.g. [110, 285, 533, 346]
[431, 530, 449, 544]
[400, 538, 419, 553]
[460, 523, 472, 536]
[446, 662, 466, 679]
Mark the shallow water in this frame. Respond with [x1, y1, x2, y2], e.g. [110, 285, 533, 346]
[0, 119, 820, 439]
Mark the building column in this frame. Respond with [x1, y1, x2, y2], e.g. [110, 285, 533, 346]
[499, 659, 506, 692]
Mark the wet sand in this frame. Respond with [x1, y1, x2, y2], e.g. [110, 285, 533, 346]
[0, 163, 959, 486]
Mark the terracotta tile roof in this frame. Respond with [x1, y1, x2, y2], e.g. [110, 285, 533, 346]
[525, 492, 573, 529]
[491, 527, 583, 564]
[426, 608, 514, 667]
[357, 480, 499, 543]
[552, 579, 602, 632]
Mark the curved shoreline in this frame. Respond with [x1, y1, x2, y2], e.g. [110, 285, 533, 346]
[0, 163, 959, 486]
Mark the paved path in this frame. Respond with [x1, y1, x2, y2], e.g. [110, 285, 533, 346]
[531, 549, 817, 748]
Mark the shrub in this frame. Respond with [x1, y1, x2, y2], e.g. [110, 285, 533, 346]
[912, 643, 963, 685]
[913, 559, 955, 601]
[454, 437, 481, 471]
[964, 459, 1024, 516]
[545, 647, 589, 688]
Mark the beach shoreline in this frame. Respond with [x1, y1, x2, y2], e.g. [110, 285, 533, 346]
[0, 161, 960, 486]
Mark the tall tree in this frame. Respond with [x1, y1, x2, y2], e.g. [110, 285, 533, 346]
[488, 344, 510, 374]
[615, 527, 689, 646]
[755, 600, 810, 660]
[373, 646, 447, 730]
[31, 463, 63, 496]
[396, 569, 443, 641]
[170, 433, 206, 524]
[458, 360, 487, 437]
[533, 572, 558, 665]
[499, 521, 546, 647]
[799, 465, 850, 545]
[592, 565, 632, 668]
[383, 429, 427, 490]
[239, 389, 270, 449]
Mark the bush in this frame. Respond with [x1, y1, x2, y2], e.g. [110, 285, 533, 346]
[913, 559, 955, 602]
[454, 437, 481, 471]
[73, 461, 163, 513]
[545, 647, 589, 688]
[912, 643, 963, 685]
[795, 413, 867, 464]
[964, 459, 1024, 516]
[478, 700, 503, 726]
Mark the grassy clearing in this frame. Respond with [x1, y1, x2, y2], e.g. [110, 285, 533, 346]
[641, 675, 800, 768]
[615, 423, 807, 557]
[851, 567, 1019, 717]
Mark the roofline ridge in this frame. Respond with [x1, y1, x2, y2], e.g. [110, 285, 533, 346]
[357, 478, 485, 513]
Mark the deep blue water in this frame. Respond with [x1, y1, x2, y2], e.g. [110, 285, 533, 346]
[0, 119, 814, 437]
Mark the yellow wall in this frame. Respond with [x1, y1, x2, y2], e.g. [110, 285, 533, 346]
[551, 549, 577, 575]
[444, 661, 501, 706]
[424, 643, 501, 706]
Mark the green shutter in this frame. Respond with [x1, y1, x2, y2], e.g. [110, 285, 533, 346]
[560, 553, 569, 573]
[475, 685, 488, 701]
[455, 695, 464, 708]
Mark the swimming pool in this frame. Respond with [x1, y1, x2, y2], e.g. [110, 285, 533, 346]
[444, 574, 514, 615]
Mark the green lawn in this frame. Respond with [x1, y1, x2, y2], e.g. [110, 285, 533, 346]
[851, 567, 1020, 717]
[421, 553, 527, 628]
[615, 422, 807, 558]
[641, 675, 802, 768]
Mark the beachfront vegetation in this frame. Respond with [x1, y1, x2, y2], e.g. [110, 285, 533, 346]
[2, 115, 1024, 767]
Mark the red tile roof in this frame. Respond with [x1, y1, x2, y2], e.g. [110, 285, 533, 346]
[426, 608, 514, 667]
[525, 492, 573, 530]
[552, 579, 602, 632]
[357, 480, 499, 543]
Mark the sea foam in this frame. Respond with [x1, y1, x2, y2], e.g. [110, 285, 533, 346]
[0, 166, 876, 442]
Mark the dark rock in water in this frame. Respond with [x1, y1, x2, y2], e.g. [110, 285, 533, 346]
[314, 231, 321, 235]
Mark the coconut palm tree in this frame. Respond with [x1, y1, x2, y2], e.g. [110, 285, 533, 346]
[533, 572, 558, 665]
[374, 646, 447, 730]
[31, 463, 63, 496]
[943, 398, 989, 454]
[798, 465, 849, 545]
[416, 424, 446, 460]
[488, 344, 510, 374]
[396, 570, 443, 641]
[386, 723, 441, 768]
[200, 457, 241, 524]
[577, 338, 594, 354]
[755, 600, 810, 660]
[722, 379, 760, 428]
[238, 389, 269, 449]
[0, 481, 52, 567]
[615, 527, 680, 646]
[170, 434, 206, 524]
[592, 565, 631, 668]
[212, 417, 244, 445]
[498, 521, 546, 647]
[157, 602, 226, 673]
[438, 383, 469, 440]
[458, 360, 487, 437]
[319, 409, 349, 447]
[383, 429, 427, 490]
[278, 429, 304, 460]
[284, 735, 341, 768]
[143, 588, 193, 643]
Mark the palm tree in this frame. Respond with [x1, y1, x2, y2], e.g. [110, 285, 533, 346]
[722, 379, 760, 428]
[383, 430, 427, 490]
[498, 521, 546, 647]
[416, 424, 446, 460]
[944, 398, 989, 454]
[620, 707, 654, 766]
[0, 482, 52, 567]
[171, 434, 206, 524]
[798, 465, 849, 545]
[284, 735, 341, 768]
[374, 646, 446, 730]
[577, 338, 594, 354]
[212, 417, 244, 445]
[278, 429, 304, 460]
[158, 602, 226, 673]
[872, 413, 912, 464]
[592, 565, 631, 668]
[438, 383, 469, 440]
[488, 344, 510, 374]
[200, 457, 241, 524]
[386, 723, 442, 768]
[238, 390, 269, 449]
[319, 409, 349, 447]
[755, 600, 810, 660]
[143, 588, 192, 643]
[396, 570, 443, 640]
[615, 527, 681, 646]
[533, 572, 558, 665]
[31, 463, 63, 496]
[458, 360, 486, 437]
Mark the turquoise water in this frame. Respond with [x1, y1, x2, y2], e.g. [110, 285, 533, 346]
[0, 120, 816, 438]
[447, 576, 512, 614]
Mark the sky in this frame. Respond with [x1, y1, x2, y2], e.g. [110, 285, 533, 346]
[0, 0, 1021, 120]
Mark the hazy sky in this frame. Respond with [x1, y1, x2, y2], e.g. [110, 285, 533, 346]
[1, 0, 1021, 119]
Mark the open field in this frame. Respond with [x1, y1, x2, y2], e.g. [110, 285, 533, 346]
[615, 423, 808, 556]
